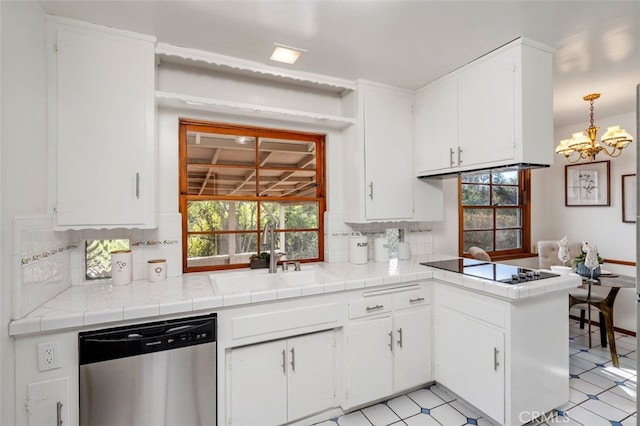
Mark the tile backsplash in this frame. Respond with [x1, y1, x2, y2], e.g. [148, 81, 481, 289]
[11, 213, 182, 320]
[324, 211, 434, 263]
[12, 216, 73, 319]
[69, 213, 182, 285]
[12, 211, 429, 319]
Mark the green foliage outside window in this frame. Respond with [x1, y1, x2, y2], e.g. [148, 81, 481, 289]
[461, 170, 527, 254]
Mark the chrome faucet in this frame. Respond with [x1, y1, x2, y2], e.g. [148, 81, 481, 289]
[262, 221, 285, 273]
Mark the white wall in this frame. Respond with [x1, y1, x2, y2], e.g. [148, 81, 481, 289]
[1, 2, 48, 424]
[545, 111, 637, 332]
[544, 112, 636, 262]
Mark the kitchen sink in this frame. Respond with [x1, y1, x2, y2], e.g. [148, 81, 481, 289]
[210, 266, 340, 294]
[210, 272, 283, 294]
[279, 267, 339, 286]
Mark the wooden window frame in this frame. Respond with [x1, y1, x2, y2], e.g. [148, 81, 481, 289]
[458, 169, 531, 260]
[179, 119, 326, 273]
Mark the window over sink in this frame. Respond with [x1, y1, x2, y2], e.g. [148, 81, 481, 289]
[459, 169, 531, 259]
[179, 119, 326, 272]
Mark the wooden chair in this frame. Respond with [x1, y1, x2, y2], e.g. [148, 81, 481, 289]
[468, 246, 491, 261]
[537, 240, 606, 348]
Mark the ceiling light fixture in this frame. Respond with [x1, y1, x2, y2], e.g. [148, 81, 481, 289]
[270, 43, 306, 65]
[555, 93, 634, 163]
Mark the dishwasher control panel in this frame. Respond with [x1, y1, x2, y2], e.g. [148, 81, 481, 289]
[79, 313, 216, 365]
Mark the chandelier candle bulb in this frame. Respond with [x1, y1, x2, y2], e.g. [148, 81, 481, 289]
[148, 259, 167, 282]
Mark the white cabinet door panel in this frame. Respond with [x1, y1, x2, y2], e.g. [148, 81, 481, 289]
[362, 86, 414, 220]
[346, 316, 393, 407]
[458, 48, 516, 168]
[27, 377, 69, 426]
[287, 331, 335, 421]
[393, 307, 432, 392]
[435, 306, 504, 424]
[229, 340, 287, 426]
[415, 80, 458, 175]
[50, 21, 155, 228]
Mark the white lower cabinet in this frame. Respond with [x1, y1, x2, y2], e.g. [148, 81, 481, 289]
[14, 331, 79, 426]
[346, 316, 394, 407]
[228, 330, 335, 425]
[435, 306, 505, 424]
[393, 308, 432, 392]
[346, 286, 432, 408]
[434, 283, 570, 426]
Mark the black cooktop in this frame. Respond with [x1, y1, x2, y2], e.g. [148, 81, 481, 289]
[420, 259, 558, 284]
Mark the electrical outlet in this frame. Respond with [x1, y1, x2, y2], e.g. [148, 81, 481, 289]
[37, 341, 61, 371]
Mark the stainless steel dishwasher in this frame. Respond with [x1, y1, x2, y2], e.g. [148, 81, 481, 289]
[79, 314, 216, 426]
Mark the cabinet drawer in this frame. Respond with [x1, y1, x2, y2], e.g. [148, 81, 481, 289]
[436, 284, 506, 328]
[393, 287, 431, 310]
[232, 303, 339, 340]
[349, 295, 392, 319]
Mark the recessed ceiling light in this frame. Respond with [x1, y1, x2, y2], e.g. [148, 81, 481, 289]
[270, 43, 306, 64]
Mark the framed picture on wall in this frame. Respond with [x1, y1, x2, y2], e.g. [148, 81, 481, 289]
[565, 160, 610, 206]
[622, 173, 636, 223]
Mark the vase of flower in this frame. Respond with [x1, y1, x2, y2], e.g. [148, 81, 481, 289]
[572, 242, 603, 279]
[575, 262, 600, 279]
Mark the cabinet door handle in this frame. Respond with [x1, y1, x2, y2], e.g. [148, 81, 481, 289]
[290, 347, 295, 372]
[388, 331, 393, 351]
[397, 327, 403, 349]
[409, 297, 425, 303]
[281, 349, 286, 374]
[458, 147, 463, 165]
[368, 181, 374, 200]
[135, 172, 140, 199]
[449, 148, 455, 167]
[366, 304, 384, 312]
[494, 347, 500, 371]
[56, 401, 63, 426]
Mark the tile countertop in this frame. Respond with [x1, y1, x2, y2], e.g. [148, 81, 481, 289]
[8, 254, 581, 336]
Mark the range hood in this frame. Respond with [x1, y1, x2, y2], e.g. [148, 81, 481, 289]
[417, 162, 550, 180]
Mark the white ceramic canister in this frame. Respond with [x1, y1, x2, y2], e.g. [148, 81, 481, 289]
[367, 236, 375, 260]
[373, 237, 390, 262]
[397, 242, 411, 260]
[148, 258, 167, 282]
[111, 250, 132, 286]
[349, 236, 368, 265]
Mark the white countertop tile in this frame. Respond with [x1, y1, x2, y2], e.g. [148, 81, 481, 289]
[84, 308, 124, 326]
[159, 299, 193, 315]
[123, 303, 160, 321]
[192, 295, 223, 311]
[9, 254, 581, 336]
[41, 311, 84, 331]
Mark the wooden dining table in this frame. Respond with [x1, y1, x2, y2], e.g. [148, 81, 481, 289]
[568, 273, 635, 368]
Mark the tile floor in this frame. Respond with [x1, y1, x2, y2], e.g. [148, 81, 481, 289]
[316, 319, 637, 426]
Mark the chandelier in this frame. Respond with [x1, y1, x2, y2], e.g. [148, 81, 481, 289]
[555, 93, 634, 163]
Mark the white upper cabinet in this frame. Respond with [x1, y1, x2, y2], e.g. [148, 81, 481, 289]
[342, 81, 443, 222]
[46, 17, 157, 229]
[415, 38, 554, 178]
[342, 81, 414, 222]
[457, 47, 516, 169]
[414, 79, 458, 174]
